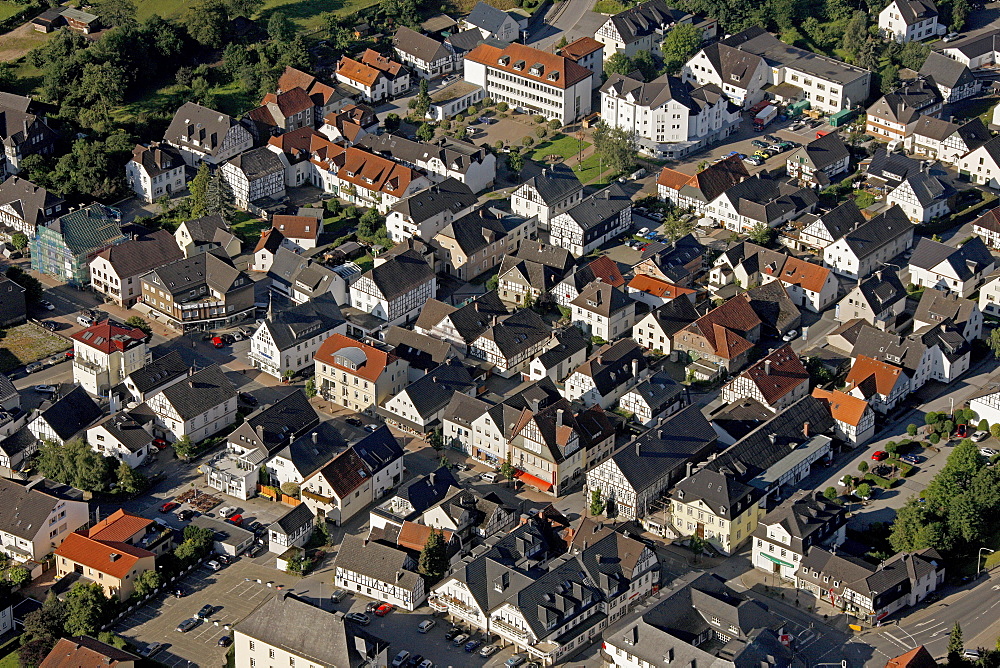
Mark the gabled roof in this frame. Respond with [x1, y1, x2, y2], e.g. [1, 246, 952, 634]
[362, 248, 435, 301]
[700, 42, 766, 90]
[811, 388, 871, 427]
[685, 296, 761, 358]
[47, 204, 125, 255]
[389, 178, 478, 224]
[627, 274, 696, 300]
[972, 204, 1000, 234]
[787, 131, 850, 171]
[720, 173, 819, 224]
[125, 351, 187, 395]
[35, 385, 103, 441]
[466, 1, 519, 33]
[909, 236, 994, 280]
[755, 489, 845, 546]
[87, 509, 153, 543]
[846, 355, 905, 396]
[390, 466, 460, 517]
[72, 318, 146, 354]
[560, 183, 632, 231]
[315, 334, 398, 383]
[159, 365, 236, 419]
[353, 426, 405, 475]
[178, 214, 230, 243]
[892, 0, 938, 23]
[360, 49, 406, 77]
[435, 205, 532, 256]
[272, 214, 321, 242]
[277, 66, 317, 93]
[727, 345, 808, 407]
[260, 295, 344, 352]
[914, 287, 979, 326]
[853, 268, 907, 313]
[164, 102, 245, 157]
[391, 360, 475, 419]
[885, 645, 939, 668]
[0, 176, 63, 229]
[393, 25, 451, 63]
[624, 372, 683, 413]
[54, 532, 153, 579]
[40, 637, 140, 668]
[131, 142, 184, 177]
[657, 155, 749, 202]
[574, 339, 647, 396]
[336, 56, 383, 87]
[228, 146, 284, 180]
[273, 503, 314, 535]
[0, 477, 73, 540]
[414, 291, 509, 343]
[673, 468, 761, 520]
[894, 169, 955, 208]
[561, 36, 603, 60]
[742, 281, 801, 335]
[475, 307, 552, 358]
[587, 255, 626, 287]
[920, 50, 974, 90]
[836, 204, 913, 259]
[607, 0, 695, 43]
[143, 250, 250, 299]
[720, 26, 869, 85]
[640, 298, 700, 339]
[317, 447, 372, 497]
[91, 413, 154, 454]
[516, 162, 583, 204]
[94, 228, 184, 279]
[335, 534, 420, 589]
[571, 280, 632, 318]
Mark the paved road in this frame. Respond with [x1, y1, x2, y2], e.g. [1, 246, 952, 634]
[528, 0, 604, 49]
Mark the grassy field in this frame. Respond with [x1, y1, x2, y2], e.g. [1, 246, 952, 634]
[530, 133, 590, 164]
[571, 153, 615, 185]
[593, 0, 627, 13]
[0, 322, 72, 372]
[231, 213, 270, 245]
[0, 635, 18, 668]
[0, 0, 22, 21]
[135, 0, 376, 32]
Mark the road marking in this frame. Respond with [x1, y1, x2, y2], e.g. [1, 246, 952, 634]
[883, 631, 913, 650]
[913, 620, 938, 627]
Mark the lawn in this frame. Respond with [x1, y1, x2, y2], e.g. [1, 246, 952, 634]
[0, 635, 19, 668]
[135, 0, 374, 32]
[230, 213, 270, 245]
[0, 322, 70, 373]
[593, 0, 627, 13]
[0, 0, 22, 21]
[571, 153, 616, 185]
[530, 133, 590, 164]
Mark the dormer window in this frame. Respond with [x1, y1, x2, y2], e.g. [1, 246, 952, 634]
[499, 56, 510, 66]
[530, 63, 543, 76]
[513, 60, 525, 71]
[548, 71, 559, 81]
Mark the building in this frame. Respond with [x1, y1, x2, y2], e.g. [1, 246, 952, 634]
[913, 288, 982, 342]
[318, 144, 431, 214]
[268, 504, 315, 555]
[462, 1, 526, 41]
[126, 143, 187, 203]
[30, 204, 126, 287]
[163, 102, 254, 166]
[0, 477, 89, 562]
[393, 26, 454, 79]
[785, 132, 851, 187]
[40, 638, 139, 668]
[670, 468, 764, 555]
[234, 593, 389, 668]
[139, 251, 255, 331]
[427, 80, 487, 121]
[468, 307, 552, 378]
[908, 236, 995, 298]
[86, 414, 155, 469]
[431, 205, 537, 281]
[28, 385, 104, 446]
[511, 163, 584, 229]
[414, 291, 510, 353]
[596, 0, 715, 60]
[751, 490, 846, 581]
[836, 268, 907, 330]
[713, 244, 837, 312]
[823, 205, 914, 279]
[497, 240, 574, 305]
[554, 255, 625, 308]
[721, 346, 809, 414]
[271, 214, 322, 250]
[314, 334, 409, 414]
[845, 354, 910, 413]
[657, 156, 748, 214]
[0, 93, 57, 177]
[246, 87, 315, 135]
[349, 249, 436, 328]
[919, 51, 981, 103]
[866, 79, 942, 141]
[570, 280, 636, 342]
[464, 43, 593, 124]
[249, 296, 345, 379]
[618, 372, 685, 427]
[885, 646, 940, 668]
[940, 28, 1000, 68]
[71, 319, 149, 398]
[386, 179, 479, 243]
[173, 214, 241, 259]
[121, 351, 188, 404]
[632, 298, 700, 354]
[0, 278, 25, 327]
[319, 104, 379, 145]
[980, 270, 1000, 317]
[525, 327, 589, 384]
[704, 173, 819, 233]
[673, 296, 762, 373]
[879, 0, 942, 42]
[378, 360, 475, 433]
[600, 73, 740, 159]
[90, 229, 184, 307]
[146, 365, 237, 443]
[563, 339, 648, 408]
[906, 116, 990, 165]
[957, 135, 1000, 188]
[334, 534, 425, 609]
[221, 147, 286, 210]
[360, 134, 497, 194]
[560, 37, 604, 87]
[585, 405, 717, 523]
[864, 147, 925, 194]
[0, 176, 64, 240]
[549, 183, 632, 256]
[54, 527, 157, 601]
[811, 388, 876, 445]
[268, 248, 346, 306]
[886, 169, 956, 223]
[626, 274, 695, 310]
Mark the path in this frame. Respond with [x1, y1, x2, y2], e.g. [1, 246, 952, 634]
[0, 22, 51, 62]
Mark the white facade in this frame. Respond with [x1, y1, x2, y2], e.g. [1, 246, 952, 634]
[979, 273, 1000, 317]
[463, 55, 593, 125]
[957, 141, 1000, 188]
[349, 273, 437, 328]
[86, 421, 152, 469]
[387, 200, 477, 244]
[887, 179, 951, 223]
[511, 176, 583, 228]
[0, 489, 88, 563]
[72, 334, 149, 398]
[125, 157, 186, 204]
[248, 319, 343, 380]
[147, 390, 237, 444]
[823, 227, 915, 279]
[879, 0, 942, 42]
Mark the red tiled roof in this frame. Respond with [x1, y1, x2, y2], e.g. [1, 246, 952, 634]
[560, 37, 602, 60]
[693, 296, 761, 347]
[308, 81, 336, 105]
[317, 447, 371, 498]
[245, 105, 277, 126]
[884, 646, 939, 668]
[337, 57, 381, 87]
[263, 87, 313, 117]
[812, 388, 870, 427]
[846, 355, 904, 396]
[627, 274, 695, 299]
[465, 42, 592, 89]
[315, 334, 397, 383]
[268, 127, 322, 159]
[55, 532, 153, 580]
[972, 205, 1000, 234]
[338, 146, 419, 198]
[71, 320, 146, 354]
[775, 256, 831, 293]
[656, 156, 749, 200]
[396, 521, 453, 552]
[272, 214, 321, 242]
[277, 66, 316, 93]
[587, 255, 625, 287]
[712, 323, 754, 360]
[360, 49, 405, 77]
[657, 166, 691, 190]
[40, 637, 138, 668]
[86, 509, 153, 543]
[733, 344, 808, 405]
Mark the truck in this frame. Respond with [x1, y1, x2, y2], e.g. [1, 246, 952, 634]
[749, 99, 771, 115]
[753, 104, 777, 131]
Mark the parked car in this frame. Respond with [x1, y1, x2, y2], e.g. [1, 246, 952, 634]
[871, 451, 888, 461]
[763, 134, 780, 143]
[943, 32, 961, 42]
[506, 655, 527, 667]
[981, 448, 998, 457]
[346, 612, 371, 625]
[211, 336, 225, 348]
[418, 620, 436, 633]
[206, 560, 222, 571]
[391, 651, 410, 667]
[177, 618, 200, 632]
[452, 634, 469, 647]
[226, 514, 244, 527]
[481, 645, 500, 657]
[41, 321, 57, 331]
[444, 626, 462, 641]
[76, 315, 93, 327]
[153, 438, 169, 450]
[418, 661, 434, 668]
[39, 300, 55, 311]
[464, 639, 482, 652]
[331, 589, 348, 603]
[33, 384, 56, 394]
[751, 140, 769, 149]
[375, 603, 394, 616]
[197, 604, 214, 619]
[218, 506, 237, 518]
[366, 601, 381, 614]
[364, 424, 379, 432]
[216, 554, 234, 565]
[139, 642, 163, 657]
[407, 655, 425, 668]
[218, 636, 231, 647]
[744, 156, 764, 166]
[159, 501, 179, 513]
[964, 650, 980, 660]
[346, 417, 363, 426]
[973, 431, 989, 442]
[901, 455, 922, 465]
[782, 330, 798, 342]
[481, 472, 498, 483]
[238, 392, 258, 406]
[177, 509, 194, 521]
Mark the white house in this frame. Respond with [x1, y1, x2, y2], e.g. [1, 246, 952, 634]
[617, 372, 685, 426]
[71, 319, 149, 397]
[359, 134, 497, 194]
[705, 173, 818, 233]
[462, 1, 526, 42]
[906, 116, 990, 165]
[751, 490, 846, 582]
[563, 339, 648, 409]
[386, 179, 479, 244]
[812, 388, 877, 446]
[348, 249, 437, 329]
[90, 229, 184, 307]
[886, 169, 955, 223]
[249, 296, 346, 379]
[879, 0, 942, 42]
[570, 281, 636, 343]
[126, 143, 186, 203]
[86, 413, 154, 469]
[511, 163, 584, 230]
[0, 477, 89, 563]
[163, 102, 254, 167]
[549, 183, 632, 256]
[908, 236, 996, 298]
[267, 504, 315, 555]
[957, 135, 1000, 188]
[720, 345, 810, 413]
[334, 534, 425, 610]
[220, 147, 286, 210]
[785, 132, 851, 188]
[393, 26, 454, 79]
[146, 365, 237, 443]
[823, 205, 914, 279]
[596, 0, 716, 60]
[920, 51, 981, 103]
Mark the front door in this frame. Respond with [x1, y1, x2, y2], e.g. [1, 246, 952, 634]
[696, 523, 704, 538]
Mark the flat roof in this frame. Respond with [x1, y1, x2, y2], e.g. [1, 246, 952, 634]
[431, 81, 484, 105]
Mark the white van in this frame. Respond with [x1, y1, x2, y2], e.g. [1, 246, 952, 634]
[76, 315, 93, 327]
[481, 472, 498, 483]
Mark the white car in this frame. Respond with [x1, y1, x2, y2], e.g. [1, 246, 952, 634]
[782, 330, 798, 342]
[980, 448, 997, 457]
[39, 300, 55, 311]
[218, 506, 237, 518]
[480, 645, 500, 657]
[972, 431, 989, 442]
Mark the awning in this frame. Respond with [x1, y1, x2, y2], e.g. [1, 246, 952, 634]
[759, 552, 795, 568]
[516, 471, 553, 492]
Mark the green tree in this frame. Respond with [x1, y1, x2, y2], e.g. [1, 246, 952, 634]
[841, 11, 869, 60]
[747, 221, 774, 246]
[36, 439, 112, 492]
[499, 454, 516, 482]
[384, 113, 401, 133]
[632, 49, 658, 80]
[204, 169, 234, 222]
[824, 486, 839, 502]
[5, 566, 29, 587]
[416, 122, 435, 142]
[858, 460, 869, 474]
[604, 52, 632, 77]
[989, 329, 1000, 359]
[21, 595, 65, 649]
[930, 432, 941, 445]
[63, 583, 109, 637]
[427, 428, 444, 451]
[188, 163, 211, 217]
[418, 529, 448, 581]
[96, 632, 128, 650]
[947, 622, 964, 665]
[925, 411, 940, 426]
[185, 0, 229, 47]
[899, 40, 930, 70]
[19, 638, 52, 668]
[10, 232, 27, 252]
[555, 35, 569, 49]
[591, 122, 638, 176]
[506, 150, 525, 173]
[227, 0, 263, 17]
[93, 0, 137, 27]
[125, 315, 152, 335]
[589, 488, 606, 516]
[132, 570, 161, 599]
[856, 482, 872, 500]
[413, 78, 431, 118]
[951, 0, 970, 31]
[979, 419, 990, 433]
[689, 534, 708, 561]
[173, 435, 196, 459]
[115, 461, 146, 495]
[486, 274, 500, 291]
[304, 376, 317, 398]
[886, 441, 899, 456]
[880, 65, 900, 94]
[661, 209, 695, 243]
[661, 22, 704, 74]
[907, 424, 919, 437]
[358, 207, 381, 239]
[267, 11, 296, 42]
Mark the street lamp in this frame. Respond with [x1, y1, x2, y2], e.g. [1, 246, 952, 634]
[978, 547, 995, 576]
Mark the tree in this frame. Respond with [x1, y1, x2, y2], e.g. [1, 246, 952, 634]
[858, 460, 869, 474]
[885, 441, 899, 456]
[304, 376, 317, 398]
[125, 315, 152, 335]
[522, 136, 534, 147]
[952, 0, 970, 31]
[689, 534, 708, 561]
[36, 439, 112, 492]
[555, 35, 569, 49]
[115, 461, 146, 495]
[856, 482, 872, 500]
[5, 566, 28, 587]
[188, 163, 211, 217]
[604, 52, 632, 77]
[841, 11, 869, 60]
[989, 329, 1000, 359]
[173, 435, 196, 459]
[185, 0, 229, 47]
[204, 169, 234, 222]
[94, 0, 137, 27]
[591, 122, 638, 177]
[499, 454, 516, 482]
[632, 49, 658, 81]
[907, 424, 918, 437]
[418, 529, 448, 581]
[384, 113, 401, 133]
[661, 22, 704, 74]
[21, 595, 65, 649]
[11, 232, 27, 252]
[899, 40, 930, 70]
[486, 274, 500, 291]
[747, 221, 774, 246]
[880, 65, 900, 94]
[823, 486, 839, 502]
[416, 122, 434, 142]
[19, 639, 53, 668]
[427, 428, 444, 451]
[497, 102, 508, 112]
[930, 432, 941, 445]
[132, 570, 161, 599]
[980, 419, 990, 433]
[589, 488, 606, 516]
[227, 0, 264, 17]
[506, 150, 525, 173]
[925, 411, 940, 426]
[948, 622, 964, 665]
[64, 583, 109, 637]
[267, 11, 296, 42]
[358, 207, 381, 239]
[661, 209, 695, 243]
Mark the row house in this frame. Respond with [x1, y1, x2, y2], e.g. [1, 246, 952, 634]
[431, 205, 537, 281]
[751, 490, 847, 582]
[324, 144, 431, 214]
[797, 199, 866, 251]
[349, 249, 436, 328]
[386, 178, 479, 243]
[559, 37, 604, 87]
[704, 172, 819, 234]
[525, 327, 588, 385]
[563, 339, 649, 409]
[823, 205, 915, 279]
[393, 26, 455, 79]
[682, 41, 769, 109]
[617, 371, 686, 427]
[865, 78, 942, 142]
[626, 274, 696, 310]
[811, 388, 877, 445]
[145, 365, 237, 443]
[956, 134, 1000, 188]
[28, 385, 106, 447]
[596, 0, 715, 60]
[314, 333, 409, 415]
[905, 115, 990, 165]
[468, 307, 552, 378]
[0, 176, 63, 240]
[913, 288, 983, 343]
[632, 297, 700, 355]
[713, 242, 837, 312]
[90, 229, 184, 307]
[720, 345, 810, 414]
[378, 360, 476, 433]
[656, 155, 748, 214]
[497, 240, 575, 305]
[163, 101, 253, 167]
[548, 183, 632, 257]
[360, 134, 497, 194]
[126, 142, 186, 203]
[414, 291, 511, 354]
[848, 322, 970, 397]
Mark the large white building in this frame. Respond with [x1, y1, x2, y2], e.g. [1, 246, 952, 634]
[878, 0, 942, 42]
[71, 319, 150, 397]
[349, 249, 437, 329]
[248, 297, 346, 379]
[600, 74, 740, 159]
[464, 43, 593, 124]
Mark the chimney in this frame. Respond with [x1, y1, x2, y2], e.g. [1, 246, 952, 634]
[429, 471, 436, 486]
[492, 315, 498, 326]
[632, 358, 639, 377]
[556, 408, 564, 428]
[396, 571, 404, 582]
[531, 398, 540, 413]
[686, 461, 693, 478]
[597, 355, 604, 365]
[768, 433, 777, 445]
[312, 432, 318, 444]
[256, 425, 265, 441]
[764, 360, 771, 375]
[188, 380, 194, 388]
[803, 421, 810, 438]
[635, 441, 641, 456]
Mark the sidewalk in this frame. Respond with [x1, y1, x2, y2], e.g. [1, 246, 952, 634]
[739, 567, 859, 632]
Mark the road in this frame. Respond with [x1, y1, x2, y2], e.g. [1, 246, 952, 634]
[528, 0, 604, 50]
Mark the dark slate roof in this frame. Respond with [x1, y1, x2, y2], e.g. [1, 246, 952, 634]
[228, 146, 284, 180]
[159, 365, 237, 419]
[261, 295, 344, 351]
[607, 0, 693, 43]
[895, 0, 939, 22]
[126, 351, 187, 395]
[94, 413, 154, 453]
[520, 163, 583, 206]
[273, 421, 348, 480]
[0, 477, 66, 540]
[393, 25, 451, 62]
[466, 1, 516, 33]
[389, 178, 478, 224]
[914, 288, 979, 326]
[810, 200, 866, 242]
[365, 249, 435, 301]
[722, 173, 818, 224]
[335, 534, 421, 590]
[235, 390, 320, 455]
[0, 177, 63, 230]
[272, 503, 314, 535]
[181, 214, 230, 243]
[791, 131, 850, 171]
[476, 307, 551, 358]
[721, 26, 868, 85]
[534, 327, 587, 370]
[673, 468, 761, 521]
[638, 233, 704, 283]
[560, 183, 632, 231]
[600, 74, 708, 114]
[608, 405, 716, 490]
[393, 466, 460, 515]
[143, 250, 249, 298]
[415, 291, 510, 343]
[710, 398, 774, 443]
[643, 298, 700, 339]
[743, 281, 801, 336]
[698, 42, 765, 91]
[36, 385, 102, 441]
[165, 102, 245, 158]
[865, 148, 922, 185]
[576, 339, 647, 396]
[896, 170, 954, 207]
[361, 134, 489, 178]
[838, 205, 913, 259]
[235, 593, 388, 666]
[0, 373, 16, 406]
[384, 326, 451, 372]
[571, 281, 632, 318]
[48, 204, 125, 255]
[0, 430, 35, 461]
[855, 268, 906, 312]
[95, 228, 184, 278]
[868, 78, 941, 124]
[445, 28, 487, 54]
[754, 489, 846, 553]
[920, 50, 973, 91]
[395, 360, 475, 419]
[626, 372, 683, 413]
[909, 236, 995, 280]
[912, 115, 990, 148]
[436, 205, 533, 256]
[352, 426, 404, 475]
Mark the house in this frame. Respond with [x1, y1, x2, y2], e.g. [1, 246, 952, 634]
[386, 179, 479, 243]
[600, 73, 740, 159]
[249, 296, 345, 379]
[979, 269, 1000, 317]
[632, 297, 700, 354]
[268, 247, 346, 305]
[71, 319, 149, 398]
[956, 135, 1000, 188]
[301, 426, 405, 525]
[670, 468, 764, 555]
[335, 57, 390, 103]
[334, 534, 425, 610]
[681, 41, 769, 110]
[30, 204, 126, 287]
[673, 296, 762, 372]
[266, 422, 347, 488]
[319, 104, 379, 145]
[940, 28, 1000, 68]
[823, 205, 914, 279]
[837, 268, 908, 330]
[268, 504, 315, 555]
[811, 388, 877, 445]
[173, 214, 241, 258]
[163, 102, 254, 166]
[0, 477, 89, 562]
[349, 249, 436, 329]
[28, 385, 104, 446]
[886, 168, 956, 223]
[563, 339, 649, 408]
[0, 278, 24, 327]
[596, 0, 715, 60]
[384, 326, 452, 382]
[188, 515, 253, 556]
[885, 647, 940, 668]
[60, 7, 99, 32]
[511, 163, 584, 230]
[560, 37, 604, 87]
[370, 467, 460, 530]
[90, 229, 184, 307]
[879, 0, 942, 42]
[914, 288, 983, 342]
[866, 78, 943, 142]
[585, 405, 717, 522]
[715, 248, 838, 313]
[246, 87, 315, 135]
[625, 274, 695, 310]
[265, 127, 324, 187]
[40, 637, 139, 668]
[309, 143, 431, 213]
[570, 280, 636, 342]
[252, 228, 297, 273]
[751, 490, 847, 581]
[0, 93, 58, 177]
[721, 346, 809, 414]
[796, 547, 944, 624]
[797, 200, 866, 251]
[427, 80, 487, 121]
[969, 378, 1000, 425]
[851, 320, 970, 390]
[378, 360, 475, 433]
[121, 351, 188, 404]
[549, 183, 632, 256]
[464, 42, 593, 124]
[618, 372, 686, 427]
[146, 365, 237, 443]
[497, 240, 574, 305]
[0, 176, 64, 240]
[601, 572, 792, 668]
[125, 142, 187, 204]
[431, 205, 537, 281]
[360, 134, 497, 194]
[86, 414, 155, 469]
[271, 214, 322, 250]
[554, 255, 626, 307]
[657, 156, 749, 214]
[221, 147, 286, 210]
[314, 334, 409, 414]
[785, 131, 851, 187]
[908, 236, 995, 297]
[845, 354, 910, 413]
[919, 51, 981, 103]
[704, 172, 819, 233]
[234, 593, 389, 668]
[140, 251, 255, 331]
[632, 234, 705, 286]
[54, 529, 156, 601]
[276, 66, 356, 124]
[907, 116, 989, 165]
[393, 26, 454, 79]
[863, 147, 926, 194]
[468, 307, 552, 378]
[414, 292, 510, 353]
[462, 1, 526, 41]
[418, 488, 516, 540]
[525, 327, 589, 384]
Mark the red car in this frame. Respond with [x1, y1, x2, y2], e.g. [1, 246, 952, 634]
[956, 424, 968, 438]
[153, 438, 169, 450]
[374, 604, 394, 617]
[211, 336, 224, 348]
[64, 351, 74, 359]
[226, 514, 244, 527]
[159, 501, 179, 513]
[871, 451, 888, 461]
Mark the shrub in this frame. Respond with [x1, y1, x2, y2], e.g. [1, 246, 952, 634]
[441, 119, 451, 130]
[534, 114, 546, 124]
[980, 419, 990, 433]
[497, 102, 509, 112]
[929, 432, 941, 444]
[548, 119, 561, 130]
[455, 114, 465, 122]
[522, 136, 534, 146]
[535, 127, 546, 138]
[907, 424, 918, 436]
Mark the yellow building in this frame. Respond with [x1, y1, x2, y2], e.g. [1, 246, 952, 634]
[670, 468, 764, 556]
[54, 533, 156, 601]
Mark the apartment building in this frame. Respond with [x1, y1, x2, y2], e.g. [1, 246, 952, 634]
[314, 334, 408, 414]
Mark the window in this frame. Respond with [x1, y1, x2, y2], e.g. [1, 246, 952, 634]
[249, 642, 255, 651]
[270, 649, 275, 659]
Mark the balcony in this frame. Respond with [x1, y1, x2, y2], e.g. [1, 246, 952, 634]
[492, 617, 530, 640]
[436, 594, 480, 618]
